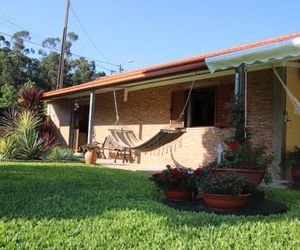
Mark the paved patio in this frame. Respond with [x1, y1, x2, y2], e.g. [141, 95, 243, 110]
[96, 158, 166, 173]
[96, 158, 294, 188]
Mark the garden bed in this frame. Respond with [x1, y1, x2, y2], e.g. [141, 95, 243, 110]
[161, 196, 287, 216]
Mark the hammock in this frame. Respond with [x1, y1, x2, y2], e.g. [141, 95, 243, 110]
[109, 128, 185, 152]
[107, 80, 194, 152]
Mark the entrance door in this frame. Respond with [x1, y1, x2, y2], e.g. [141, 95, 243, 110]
[71, 104, 89, 151]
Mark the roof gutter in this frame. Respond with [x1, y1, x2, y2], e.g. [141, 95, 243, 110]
[42, 59, 206, 100]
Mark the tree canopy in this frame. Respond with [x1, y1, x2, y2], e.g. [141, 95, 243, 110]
[0, 30, 106, 107]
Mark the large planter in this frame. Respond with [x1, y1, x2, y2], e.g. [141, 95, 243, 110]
[164, 190, 193, 201]
[202, 192, 250, 212]
[214, 168, 265, 187]
[85, 148, 97, 164]
[291, 164, 300, 182]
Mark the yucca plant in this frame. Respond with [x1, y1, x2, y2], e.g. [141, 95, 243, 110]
[16, 129, 44, 160]
[0, 136, 17, 160]
[14, 110, 42, 136]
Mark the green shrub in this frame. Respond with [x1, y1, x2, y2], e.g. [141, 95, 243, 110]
[45, 146, 76, 161]
[16, 129, 44, 160]
[0, 136, 17, 160]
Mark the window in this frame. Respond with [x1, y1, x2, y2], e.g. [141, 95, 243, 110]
[186, 88, 215, 127]
[171, 84, 233, 128]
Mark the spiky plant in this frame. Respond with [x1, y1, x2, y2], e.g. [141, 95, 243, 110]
[0, 136, 17, 160]
[14, 110, 42, 137]
[19, 87, 45, 117]
[0, 108, 19, 136]
[41, 121, 60, 151]
[16, 129, 44, 160]
[45, 146, 76, 161]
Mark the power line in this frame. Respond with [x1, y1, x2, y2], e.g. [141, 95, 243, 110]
[0, 14, 44, 42]
[0, 13, 120, 68]
[70, 4, 113, 64]
[0, 30, 114, 72]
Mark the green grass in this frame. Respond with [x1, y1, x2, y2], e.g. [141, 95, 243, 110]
[0, 162, 299, 249]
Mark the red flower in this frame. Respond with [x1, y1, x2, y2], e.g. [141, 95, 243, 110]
[228, 142, 239, 151]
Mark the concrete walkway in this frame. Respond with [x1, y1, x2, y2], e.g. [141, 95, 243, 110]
[96, 158, 166, 173]
[97, 158, 295, 189]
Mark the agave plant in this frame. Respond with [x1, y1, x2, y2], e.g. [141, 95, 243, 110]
[16, 129, 44, 160]
[19, 87, 45, 117]
[0, 136, 17, 160]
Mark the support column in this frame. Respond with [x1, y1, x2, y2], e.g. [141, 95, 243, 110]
[87, 90, 96, 144]
[235, 64, 245, 103]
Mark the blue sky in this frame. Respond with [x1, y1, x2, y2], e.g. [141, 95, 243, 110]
[0, 0, 300, 73]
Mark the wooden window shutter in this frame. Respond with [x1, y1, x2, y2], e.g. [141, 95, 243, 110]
[170, 90, 186, 127]
[215, 83, 234, 127]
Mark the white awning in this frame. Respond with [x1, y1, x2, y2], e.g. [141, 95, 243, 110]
[205, 37, 300, 73]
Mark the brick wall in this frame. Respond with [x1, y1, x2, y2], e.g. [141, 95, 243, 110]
[48, 69, 275, 169]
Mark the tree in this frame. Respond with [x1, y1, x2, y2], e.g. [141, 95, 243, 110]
[0, 83, 17, 108]
[0, 30, 106, 105]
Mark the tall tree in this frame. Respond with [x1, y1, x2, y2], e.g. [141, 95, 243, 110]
[0, 30, 106, 106]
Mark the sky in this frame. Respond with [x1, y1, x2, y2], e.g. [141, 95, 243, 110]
[0, 0, 300, 74]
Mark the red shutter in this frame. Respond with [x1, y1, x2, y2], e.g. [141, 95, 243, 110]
[215, 84, 234, 127]
[170, 90, 186, 127]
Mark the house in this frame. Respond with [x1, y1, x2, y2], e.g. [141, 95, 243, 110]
[42, 32, 300, 179]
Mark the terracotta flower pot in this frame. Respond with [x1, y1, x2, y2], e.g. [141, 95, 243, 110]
[202, 193, 250, 212]
[164, 190, 193, 201]
[291, 164, 300, 182]
[214, 168, 265, 187]
[85, 148, 97, 164]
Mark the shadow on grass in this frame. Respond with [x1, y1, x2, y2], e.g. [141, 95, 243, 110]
[0, 162, 299, 229]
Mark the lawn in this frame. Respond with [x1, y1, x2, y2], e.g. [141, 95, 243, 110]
[0, 163, 299, 249]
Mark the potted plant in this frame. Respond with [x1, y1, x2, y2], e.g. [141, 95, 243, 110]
[82, 143, 99, 164]
[150, 165, 200, 201]
[197, 171, 255, 212]
[219, 97, 273, 186]
[287, 146, 300, 181]
[215, 140, 273, 186]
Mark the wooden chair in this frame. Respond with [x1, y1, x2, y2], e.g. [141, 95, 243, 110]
[96, 136, 134, 163]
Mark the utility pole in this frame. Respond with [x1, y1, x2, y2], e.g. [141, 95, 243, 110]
[56, 0, 70, 89]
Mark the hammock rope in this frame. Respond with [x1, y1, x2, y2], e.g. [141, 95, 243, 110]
[273, 67, 300, 116]
[109, 80, 196, 151]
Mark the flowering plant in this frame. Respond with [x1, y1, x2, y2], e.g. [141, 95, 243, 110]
[197, 172, 255, 196]
[150, 165, 201, 191]
[219, 140, 273, 171]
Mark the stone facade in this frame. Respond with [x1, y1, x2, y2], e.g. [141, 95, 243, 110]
[47, 69, 280, 170]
